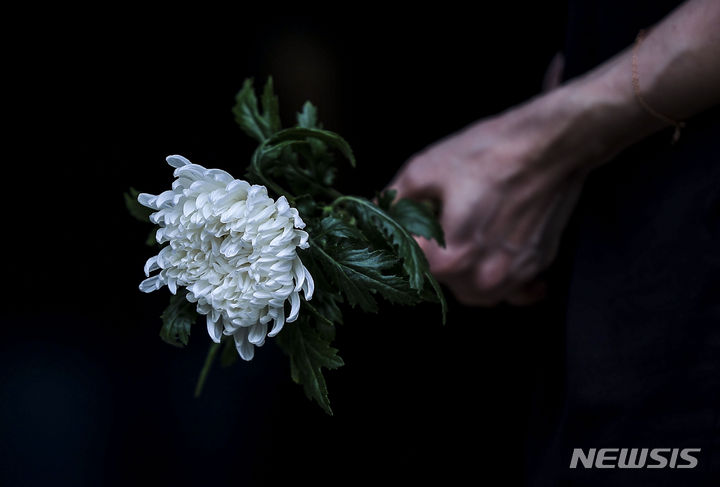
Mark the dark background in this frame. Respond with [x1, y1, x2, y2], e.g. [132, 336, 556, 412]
[3, 7, 570, 486]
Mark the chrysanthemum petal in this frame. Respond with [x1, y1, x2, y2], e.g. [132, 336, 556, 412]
[234, 329, 255, 361]
[207, 315, 223, 343]
[248, 323, 267, 345]
[138, 193, 158, 209]
[287, 292, 301, 322]
[303, 268, 315, 300]
[268, 313, 285, 337]
[139, 275, 163, 293]
[139, 155, 314, 361]
[168, 277, 177, 295]
[166, 154, 191, 168]
[144, 256, 159, 277]
[156, 190, 176, 208]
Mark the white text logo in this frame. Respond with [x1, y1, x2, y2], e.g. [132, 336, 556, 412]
[569, 448, 700, 469]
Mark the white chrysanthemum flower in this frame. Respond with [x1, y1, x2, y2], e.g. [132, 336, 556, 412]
[138, 155, 314, 361]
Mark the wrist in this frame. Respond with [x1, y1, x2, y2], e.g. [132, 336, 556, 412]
[507, 53, 665, 179]
[567, 52, 667, 157]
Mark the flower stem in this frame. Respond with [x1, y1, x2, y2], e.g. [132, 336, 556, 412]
[194, 342, 221, 398]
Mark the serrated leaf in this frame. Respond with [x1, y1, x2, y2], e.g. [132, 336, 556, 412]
[318, 294, 344, 326]
[311, 244, 376, 312]
[302, 301, 337, 342]
[333, 196, 428, 290]
[389, 198, 445, 247]
[275, 317, 344, 415]
[249, 141, 326, 200]
[125, 187, 153, 222]
[233, 79, 264, 142]
[297, 101, 318, 129]
[425, 270, 447, 326]
[311, 244, 419, 312]
[159, 293, 197, 347]
[317, 215, 365, 241]
[261, 77, 282, 134]
[248, 127, 356, 199]
[297, 252, 344, 326]
[233, 77, 281, 142]
[260, 127, 356, 168]
[333, 196, 446, 323]
[377, 189, 444, 246]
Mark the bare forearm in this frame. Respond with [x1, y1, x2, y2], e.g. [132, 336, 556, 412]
[628, 0, 720, 121]
[496, 0, 720, 179]
[578, 0, 720, 142]
[390, 0, 720, 306]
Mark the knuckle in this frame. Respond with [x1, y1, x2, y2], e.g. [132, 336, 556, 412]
[446, 273, 503, 308]
[429, 250, 469, 280]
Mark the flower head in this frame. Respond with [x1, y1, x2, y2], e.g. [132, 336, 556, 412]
[138, 155, 314, 360]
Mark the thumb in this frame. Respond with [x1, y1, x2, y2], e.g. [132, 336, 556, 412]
[386, 157, 442, 203]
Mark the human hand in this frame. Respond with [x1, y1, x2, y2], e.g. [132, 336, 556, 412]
[390, 0, 720, 307]
[391, 123, 581, 306]
[389, 85, 609, 306]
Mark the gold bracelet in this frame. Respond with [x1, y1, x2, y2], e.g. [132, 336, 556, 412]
[632, 28, 686, 144]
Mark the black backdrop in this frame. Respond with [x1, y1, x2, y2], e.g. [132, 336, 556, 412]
[3, 6, 569, 486]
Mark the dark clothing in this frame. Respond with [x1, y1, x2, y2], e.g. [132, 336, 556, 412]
[527, 1, 720, 485]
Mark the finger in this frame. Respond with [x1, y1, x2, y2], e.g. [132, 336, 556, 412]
[387, 159, 442, 202]
[423, 239, 483, 285]
[416, 236, 451, 279]
[450, 251, 531, 307]
[388, 177, 440, 203]
[439, 253, 512, 308]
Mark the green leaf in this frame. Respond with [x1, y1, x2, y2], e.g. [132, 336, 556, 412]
[389, 198, 445, 247]
[332, 196, 446, 323]
[297, 101, 319, 129]
[292, 115, 338, 185]
[233, 78, 264, 142]
[261, 77, 282, 134]
[311, 244, 419, 312]
[377, 189, 445, 247]
[159, 293, 197, 347]
[233, 77, 282, 142]
[425, 270, 447, 326]
[125, 187, 153, 222]
[260, 127, 356, 168]
[317, 215, 365, 241]
[315, 294, 344, 327]
[248, 127, 356, 201]
[275, 317, 344, 415]
[302, 301, 337, 342]
[333, 196, 428, 290]
[296, 251, 344, 327]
